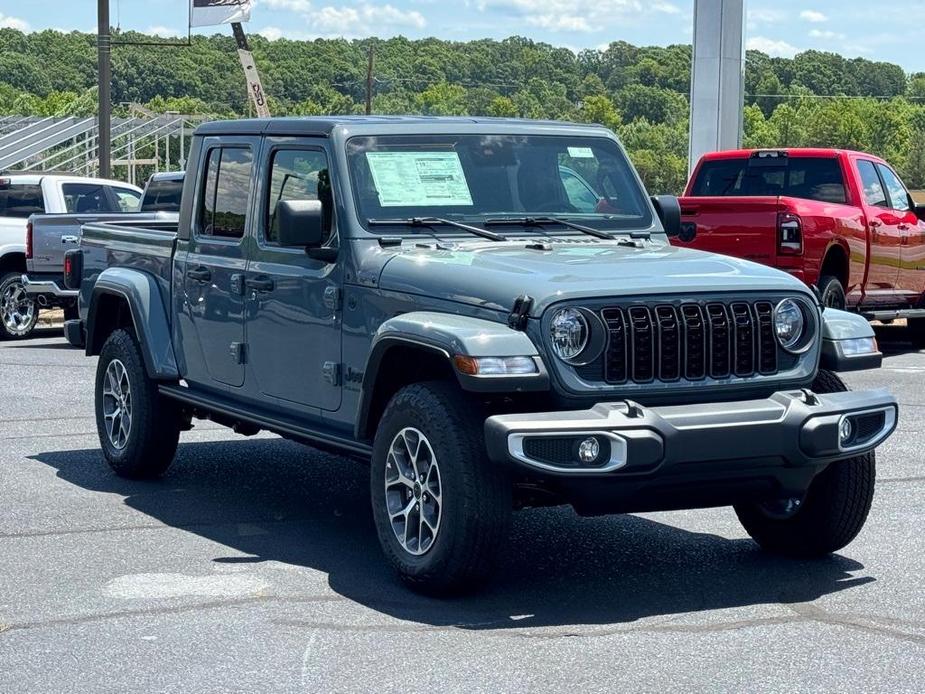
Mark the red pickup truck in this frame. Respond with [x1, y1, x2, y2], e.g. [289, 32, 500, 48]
[674, 148, 925, 342]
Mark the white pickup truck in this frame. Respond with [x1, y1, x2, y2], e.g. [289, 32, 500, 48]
[0, 173, 142, 339]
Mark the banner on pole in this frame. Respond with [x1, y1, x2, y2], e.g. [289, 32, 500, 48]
[190, 0, 252, 28]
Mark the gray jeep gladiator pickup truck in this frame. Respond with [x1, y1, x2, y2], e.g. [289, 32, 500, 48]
[63, 116, 898, 594]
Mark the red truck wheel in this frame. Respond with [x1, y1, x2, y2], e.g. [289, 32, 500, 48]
[817, 275, 846, 310]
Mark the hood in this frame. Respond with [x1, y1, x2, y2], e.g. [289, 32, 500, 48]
[378, 238, 811, 315]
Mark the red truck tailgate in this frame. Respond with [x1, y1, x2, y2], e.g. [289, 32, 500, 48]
[677, 196, 783, 264]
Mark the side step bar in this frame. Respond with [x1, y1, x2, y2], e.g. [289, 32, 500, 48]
[159, 383, 373, 459]
[861, 308, 925, 321]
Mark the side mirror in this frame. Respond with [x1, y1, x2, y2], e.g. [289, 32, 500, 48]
[913, 203, 925, 223]
[651, 195, 682, 237]
[277, 199, 324, 248]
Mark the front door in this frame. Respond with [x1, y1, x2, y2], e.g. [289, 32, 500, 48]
[856, 159, 901, 308]
[176, 137, 257, 389]
[876, 163, 925, 306]
[244, 140, 342, 412]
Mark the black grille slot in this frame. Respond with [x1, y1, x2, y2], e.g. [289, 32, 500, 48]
[628, 307, 655, 382]
[755, 301, 778, 374]
[731, 303, 756, 376]
[655, 306, 681, 381]
[602, 308, 627, 383]
[681, 304, 707, 380]
[599, 299, 783, 385]
[707, 304, 731, 378]
[853, 411, 886, 444]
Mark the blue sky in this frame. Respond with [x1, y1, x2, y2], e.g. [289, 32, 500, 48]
[2, 1, 925, 72]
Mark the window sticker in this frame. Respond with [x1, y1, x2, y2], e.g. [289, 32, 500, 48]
[567, 146, 595, 159]
[366, 151, 473, 207]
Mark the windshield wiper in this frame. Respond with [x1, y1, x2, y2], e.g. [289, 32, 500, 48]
[485, 216, 650, 241]
[368, 217, 504, 242]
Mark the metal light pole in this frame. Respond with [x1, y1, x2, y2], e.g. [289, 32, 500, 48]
[97, 0, 112, 178]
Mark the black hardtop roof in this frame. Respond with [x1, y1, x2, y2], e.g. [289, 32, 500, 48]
[194, 115, 607, 138]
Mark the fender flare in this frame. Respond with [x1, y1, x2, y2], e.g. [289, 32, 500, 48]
[355, 311, 546, 440]
[87, 267, 179, 380]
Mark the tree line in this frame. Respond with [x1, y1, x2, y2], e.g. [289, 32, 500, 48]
[2, 27, 925, 194]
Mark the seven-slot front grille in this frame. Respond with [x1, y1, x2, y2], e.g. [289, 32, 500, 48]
[600, 301, 779, 384]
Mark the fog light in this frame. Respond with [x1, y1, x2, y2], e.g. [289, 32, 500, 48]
[577, 437, 600, 464]
[839, 417, 854, 445]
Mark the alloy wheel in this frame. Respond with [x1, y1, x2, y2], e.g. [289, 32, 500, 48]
[102, 359, 133, 450]
[1, 278, 36, 336]
[384, 427, 443, 556]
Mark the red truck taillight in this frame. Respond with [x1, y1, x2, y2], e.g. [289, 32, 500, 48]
[25, 221, 33, 259]
[777, 212, 803, 255]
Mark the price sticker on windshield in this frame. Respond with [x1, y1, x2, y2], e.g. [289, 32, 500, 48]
[567, 146, 595, 159]
[366, 151, 474, 207]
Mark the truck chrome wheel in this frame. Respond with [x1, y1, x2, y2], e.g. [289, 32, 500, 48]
[1, 277, 36, 337]
[101, 359, 133, 450]
[384, 427, 443, 556]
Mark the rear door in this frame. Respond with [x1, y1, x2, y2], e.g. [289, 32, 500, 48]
[176, 137, 257, 390]
[244, 139, 342, 412]
[876, 163, 925, 304]
[855, 160, 901, 307]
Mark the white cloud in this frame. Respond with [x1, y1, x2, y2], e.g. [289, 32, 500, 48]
[747, 36, 800, 58]
[799, 10, 828, 23]
[147, 26, 185, 38]
[478, 0, 682, 34]
[0, 13, 30, 31]
[747, 8, 787, 30]
[809, 29, 846, 41]
[257, 26, 285, 41]
[260, 1, 426, 38]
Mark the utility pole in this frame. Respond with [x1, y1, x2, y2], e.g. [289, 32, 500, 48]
[97, 0, 111, 178]
[365, 43, 375, 115]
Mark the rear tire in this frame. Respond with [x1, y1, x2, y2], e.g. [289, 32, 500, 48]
[95, 328, 180, 479]
[817, 274, 846, 311]
[0, 272, 38, 340]
[908, 317, 925, 349]
[370, 381, 511, 595]
[734, 369, 875, 556]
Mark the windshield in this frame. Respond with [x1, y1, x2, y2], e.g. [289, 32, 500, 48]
[346, 134, 653, 233]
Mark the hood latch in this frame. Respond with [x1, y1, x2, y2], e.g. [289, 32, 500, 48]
[508, 294, 534, 331]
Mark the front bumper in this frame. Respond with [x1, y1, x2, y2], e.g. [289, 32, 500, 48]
[21, 274, 78, 299]
[485, 388, 897, 476]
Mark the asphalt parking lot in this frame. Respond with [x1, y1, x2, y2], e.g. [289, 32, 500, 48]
[1, 326, 923, 693]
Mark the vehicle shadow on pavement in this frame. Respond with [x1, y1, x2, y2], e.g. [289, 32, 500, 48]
[32, 438, 873, 631]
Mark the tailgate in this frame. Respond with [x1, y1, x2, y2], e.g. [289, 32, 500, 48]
[677, 196, 782, 264]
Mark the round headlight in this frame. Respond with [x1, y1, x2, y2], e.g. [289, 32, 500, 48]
[774, 299, 805, 351]
[549, 308, 589, 362]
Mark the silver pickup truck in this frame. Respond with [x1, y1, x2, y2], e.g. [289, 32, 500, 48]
[23, 210, 177, 320]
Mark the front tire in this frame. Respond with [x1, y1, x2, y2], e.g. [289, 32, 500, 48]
[0, 272, 38, 340]
[95, 329, 180, 479]
[370, 381, 511, 595]
[734, 369, 875, 556]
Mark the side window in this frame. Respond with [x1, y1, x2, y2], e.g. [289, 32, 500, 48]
[560, 167, 599, 213]
[876, 164, 911, 212]
[266, 149, 333, 244]
[110, 187, 141, 212]
[62, 183, 117, 213]
[198, 147, 253, 239]
[856, 160, 889, 208]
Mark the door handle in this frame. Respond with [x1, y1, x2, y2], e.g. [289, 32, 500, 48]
[61, 235, 79, 244]
[898, 223, 910, 231]
[869, 219, 882, 228]
[186, 267, 212, 282]
[245, 276, 275, 292]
